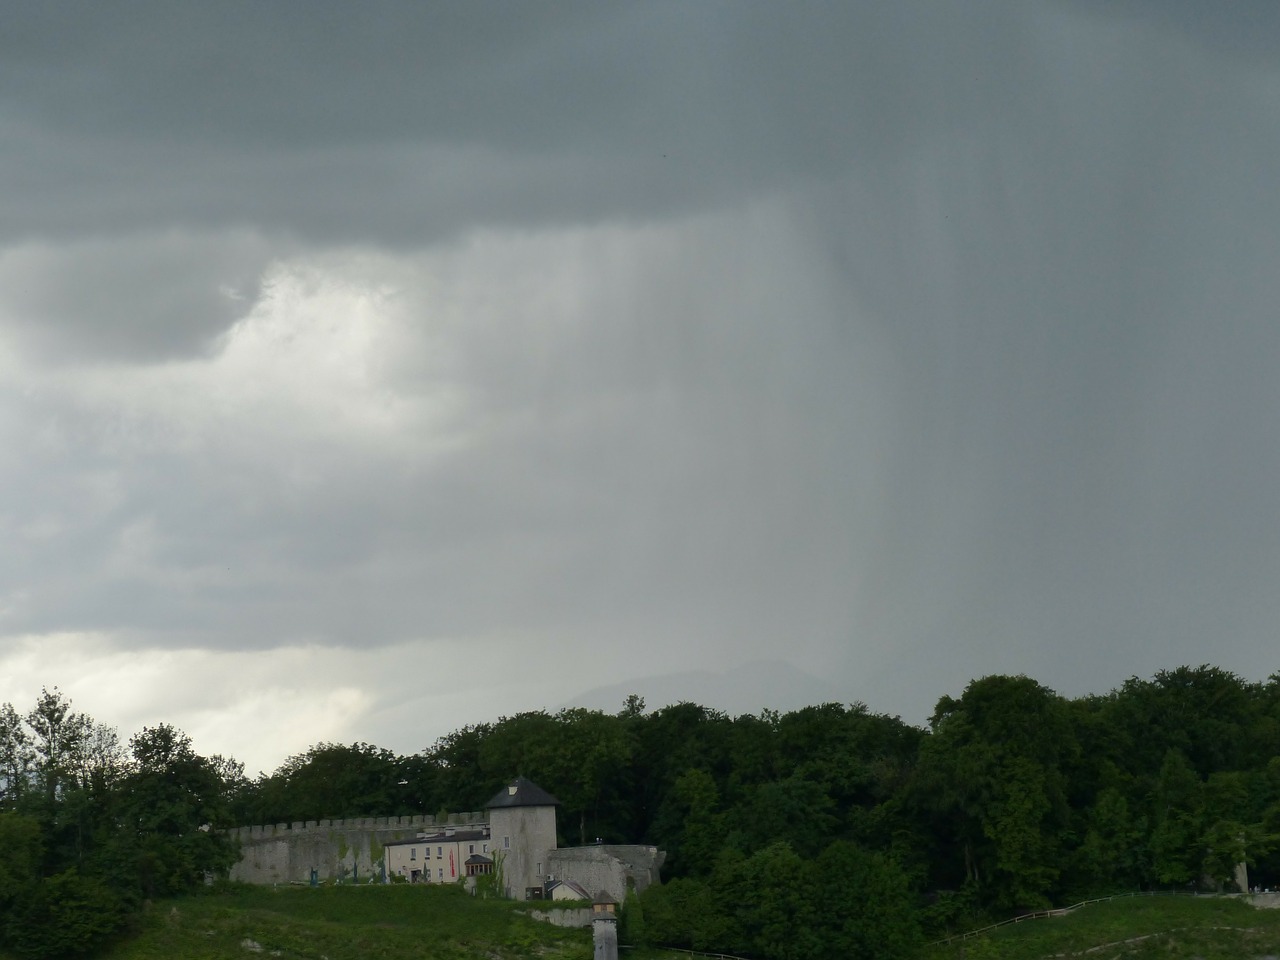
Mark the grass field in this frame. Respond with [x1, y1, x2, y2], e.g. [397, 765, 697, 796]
[17, 882, 1276, 960]
[923, 894, 1280, 960]
[92, 883, 595, 960]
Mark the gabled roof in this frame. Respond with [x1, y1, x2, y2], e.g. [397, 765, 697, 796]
[548, 878, 591, 899]
[464, 854, 494, 865]
[484, 777, 560, 809]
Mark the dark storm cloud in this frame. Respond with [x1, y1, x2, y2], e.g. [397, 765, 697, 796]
[5, 1, 1270, 246]
[2, 1, 1043, 362]
[2, 0, 1279, 748]
[0, 2, 1054, 245]
[1067, 0, 1280, 62]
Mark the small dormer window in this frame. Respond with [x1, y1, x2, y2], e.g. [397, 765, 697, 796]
[508, 785, 517, 796]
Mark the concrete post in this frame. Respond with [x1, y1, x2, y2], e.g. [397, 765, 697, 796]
[592, 917, 618, 960]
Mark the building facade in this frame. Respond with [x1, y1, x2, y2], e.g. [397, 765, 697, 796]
[485, 777, 560, 899]
[384, 827, 493, 884]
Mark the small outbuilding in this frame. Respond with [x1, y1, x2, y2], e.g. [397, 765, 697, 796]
[546, 878, 592, 901]
[591, 891, 618, 960]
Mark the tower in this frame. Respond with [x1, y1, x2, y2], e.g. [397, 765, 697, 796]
[484, 777, 559, 899]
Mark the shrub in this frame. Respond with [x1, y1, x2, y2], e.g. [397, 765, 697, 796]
[4, 870, 133, 959]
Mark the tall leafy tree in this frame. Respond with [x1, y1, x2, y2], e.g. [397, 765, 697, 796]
[0, 703, 33, 809]
[1070, 787, 1147, 894]
[912, 675, 1074, 908]
[1149, 748, 1203, 886]
[25, 688, 87, 808]
[429, 722, 494, 810]
[651, 768, 725, 877]
[0, 813, 42, 912]
[812, 841, 920, 960]
[262, 741, 411, 822]
[114, 724, 238, 897]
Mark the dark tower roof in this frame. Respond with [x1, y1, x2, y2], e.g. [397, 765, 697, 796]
[484, 777, 560, 809]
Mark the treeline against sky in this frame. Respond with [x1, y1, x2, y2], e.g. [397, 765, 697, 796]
[3, 666, 1280, 958]
[0, 691, 239, 957]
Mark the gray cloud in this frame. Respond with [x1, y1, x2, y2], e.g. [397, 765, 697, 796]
[1, 2, 1279, 761]
[0, 232, 272, 360]
[0, 3, 1073, 247]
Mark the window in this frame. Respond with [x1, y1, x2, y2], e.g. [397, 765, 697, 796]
[503, 836, 510, 849]
[483, 843, 488, 853]
[410, 848, 416, 861]
[469, 844, 475, 854]
[437, 846, 443, 858]
[536, 862, 541, 876]
[438, 868, 444, 879]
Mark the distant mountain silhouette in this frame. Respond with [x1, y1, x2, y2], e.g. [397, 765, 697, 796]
[562, 660, 854, 717]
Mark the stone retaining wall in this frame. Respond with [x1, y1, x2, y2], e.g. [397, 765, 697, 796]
[546, 844, 666, 903]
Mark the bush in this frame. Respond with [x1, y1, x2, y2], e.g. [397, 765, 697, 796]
[3, 870, 134, 959]
[619, 889, 648, 945]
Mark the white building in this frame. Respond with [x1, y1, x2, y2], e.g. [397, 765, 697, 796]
[384, 827, 494, 884]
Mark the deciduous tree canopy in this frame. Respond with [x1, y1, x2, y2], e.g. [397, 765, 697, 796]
[5, 665, 1280, 959]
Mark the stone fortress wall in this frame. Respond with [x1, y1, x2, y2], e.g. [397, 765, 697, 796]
[229, 812, 486, 885]
[228, 780, 665, 902]
[548, 845, 665, 903]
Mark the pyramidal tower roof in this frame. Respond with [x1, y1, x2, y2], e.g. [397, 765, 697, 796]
[484, 777, 560, 809]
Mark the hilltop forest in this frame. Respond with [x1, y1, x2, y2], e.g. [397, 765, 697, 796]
[2, 665, 1280, 959]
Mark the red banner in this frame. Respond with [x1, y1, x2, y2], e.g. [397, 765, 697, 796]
[449, 850, 455, 877]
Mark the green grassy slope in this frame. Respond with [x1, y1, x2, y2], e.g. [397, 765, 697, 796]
[923, 895, 1280, 960]
[24, 884, 1280, 960]
[92, 884, 594, 960]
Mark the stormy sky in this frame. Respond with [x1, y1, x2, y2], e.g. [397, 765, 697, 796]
[2, 1, 1278, 774]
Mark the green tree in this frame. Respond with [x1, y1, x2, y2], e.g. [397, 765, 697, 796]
[0, 703, 33, 809]
[1071, 787, 1146, 894]
[812, 841, 920, 960]
[912, 675, 1073, 908]
[112, 724, 238, 896]
[242, 741, 414, 824]
[639, 875, 721, 950]
[476, 709, 636, 844]
[983, 757, 1060, 907]
[550, 708, 636, 844]
[3, 870, 130, 960]
[25, 688, 87, 808]
[724, 842, 814, 960]
[725, 776, 838, 858]
[651, 768, 725, 876]
[1112, 667, 1259, 777]
[618, 888, 648, 945]
[429, 722, 494, 810]
[1150, 749, 1203, 886]
[0, 813, 42, 914]
[618, 694, 647, 719]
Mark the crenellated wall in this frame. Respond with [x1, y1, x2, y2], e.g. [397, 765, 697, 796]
[228, 813, 487, 885]
[227, 811, 666, 900]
